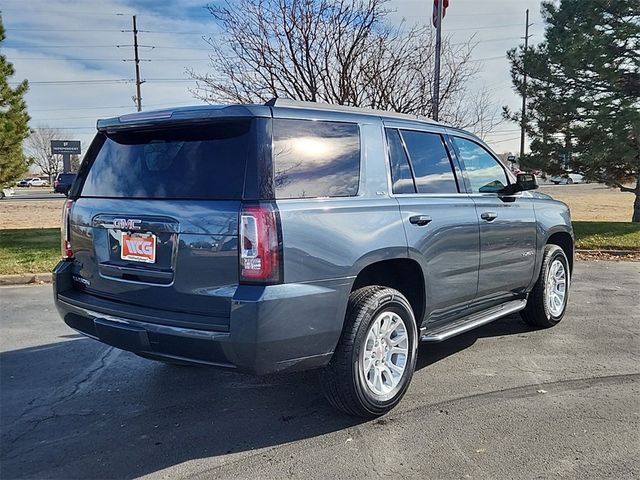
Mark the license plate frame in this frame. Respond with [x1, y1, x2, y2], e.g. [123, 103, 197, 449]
[120, 232, 157, 264]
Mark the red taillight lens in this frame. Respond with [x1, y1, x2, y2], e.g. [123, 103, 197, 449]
[239, 204, 281, 283]
[61, 199, 74, 259]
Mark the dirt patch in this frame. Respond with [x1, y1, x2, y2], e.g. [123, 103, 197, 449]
[0, 201, 63, 229]
[538, 183, 634, 222]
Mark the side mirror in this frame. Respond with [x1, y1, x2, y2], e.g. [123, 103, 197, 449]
[501, 173, 538, 195]
[516, 173, 538, 191]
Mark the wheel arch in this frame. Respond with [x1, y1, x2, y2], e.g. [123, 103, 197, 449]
[546, 231, 574, 274]
[350, 257, 425, 325]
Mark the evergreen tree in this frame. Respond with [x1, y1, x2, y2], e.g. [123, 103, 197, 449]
[0, 16, 31, 189]
[505, 0, 640, 222]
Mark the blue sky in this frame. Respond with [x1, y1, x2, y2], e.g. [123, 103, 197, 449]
[2, 0, 547, 156]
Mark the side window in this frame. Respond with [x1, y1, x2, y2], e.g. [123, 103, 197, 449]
[453, 137, 509, 193]
[273, 119, 360, 199]
[385, 128, 416, 194]
[400, 130, 458, 194]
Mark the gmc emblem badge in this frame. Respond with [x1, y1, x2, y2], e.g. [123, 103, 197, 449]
[113, 218, 142, 230]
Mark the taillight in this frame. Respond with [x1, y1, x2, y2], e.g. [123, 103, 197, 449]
[61, 199, 74, 259]
[239, 203, 281, 283]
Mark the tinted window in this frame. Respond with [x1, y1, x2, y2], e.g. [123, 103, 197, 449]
[385, 128, 415, 194]
[79, 121, 252, 199]
[273, 119, 360, 198]
[453, 137, 508, 193]
[400, 130, 458, 193]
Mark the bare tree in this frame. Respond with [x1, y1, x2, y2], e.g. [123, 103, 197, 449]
[25, 126, 63, 182]
[189, 0, 500, 136]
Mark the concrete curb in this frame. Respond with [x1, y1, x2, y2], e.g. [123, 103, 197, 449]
[0, 273, 52, 286]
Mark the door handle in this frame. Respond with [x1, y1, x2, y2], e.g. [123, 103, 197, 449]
[481, 211, 498, 222]
[409, 215, 432, 226]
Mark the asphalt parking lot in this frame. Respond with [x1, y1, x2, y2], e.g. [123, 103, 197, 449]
[1, 261, 639, 479]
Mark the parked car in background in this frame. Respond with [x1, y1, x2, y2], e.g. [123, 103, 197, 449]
[0, 187, 15, 200]
[29, 178, 48, 187]
[550, 173, 583, 185]
[17, 177, 48, 187]
[53, 99, 574, 418]
[54, 173, 77, 196]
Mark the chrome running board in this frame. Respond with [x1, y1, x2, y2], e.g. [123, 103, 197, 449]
[420, 299, 527, 343]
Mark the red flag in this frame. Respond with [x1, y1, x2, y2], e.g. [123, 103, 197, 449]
[432, 0, 449, 27]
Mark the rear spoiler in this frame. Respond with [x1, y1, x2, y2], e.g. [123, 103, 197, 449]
[96, 104, 271, 132]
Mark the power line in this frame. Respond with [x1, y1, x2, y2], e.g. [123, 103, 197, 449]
[469, 55, 506, 63]
[0, 8, 127, 17]
[487, 136, 521, 144]
[11, 57, 210, 62]
[4, 44, 124, 49]
[5, 28, 128, 32]
[5, 44, 211, 51]
[30, 102, 182, 112]
[9, 78, 194, 86]
[485, 129, 522, 135]
[6, 25, 528, 34]
[6, 36, 524, 54]
[12, 79, 133, 85]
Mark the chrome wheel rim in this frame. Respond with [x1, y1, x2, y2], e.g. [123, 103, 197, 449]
[546, 259, 567, 317]
[360, 311, 409, 397]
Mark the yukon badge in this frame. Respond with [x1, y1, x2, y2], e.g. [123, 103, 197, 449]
[113, 218, 141, 230]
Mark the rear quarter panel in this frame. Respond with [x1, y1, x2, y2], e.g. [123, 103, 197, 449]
[276, 119, 407, 342]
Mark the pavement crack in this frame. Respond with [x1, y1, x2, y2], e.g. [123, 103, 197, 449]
[1, 347, 118, 453]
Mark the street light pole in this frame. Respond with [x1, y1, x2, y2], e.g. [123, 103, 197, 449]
[433, 0, 443, 122]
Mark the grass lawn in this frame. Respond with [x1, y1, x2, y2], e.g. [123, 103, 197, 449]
[0, 228, 60, 275]
[573, 221, 640, 251]
[0, 222, 639, 275]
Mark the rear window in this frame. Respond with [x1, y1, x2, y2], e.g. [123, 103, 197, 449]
[273, 119, 360, 199]
[78, 121, 252, 199]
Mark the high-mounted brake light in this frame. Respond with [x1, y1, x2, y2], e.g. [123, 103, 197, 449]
[239, 204, 281, 283]
[61, 199, 74, 259]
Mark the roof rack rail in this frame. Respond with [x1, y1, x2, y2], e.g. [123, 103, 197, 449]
[264, 98, 441, 125]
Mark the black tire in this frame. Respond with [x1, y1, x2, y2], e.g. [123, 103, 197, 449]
[521, 244, 570, 328]
[567, 178, 574, 185]
[0, 191, 4, 200]
[321, 286, 418, 418]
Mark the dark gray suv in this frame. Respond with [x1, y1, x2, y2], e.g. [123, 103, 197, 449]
[53, 99, 573, 417]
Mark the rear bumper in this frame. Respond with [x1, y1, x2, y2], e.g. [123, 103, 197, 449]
[53, 261, 351, 374]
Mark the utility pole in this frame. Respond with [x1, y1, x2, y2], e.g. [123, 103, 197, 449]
[433, 0, 443, 121]
[520, 8, 532, 159]
[133, 15, 142, 111]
